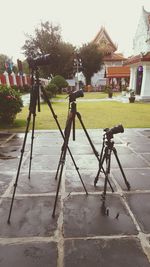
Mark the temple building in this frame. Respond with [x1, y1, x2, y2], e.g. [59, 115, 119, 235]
[124, 6, 150, 100]
[91, 26, 130, 88]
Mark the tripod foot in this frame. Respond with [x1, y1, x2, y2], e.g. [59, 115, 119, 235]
[94, 177, 98, 187]
[52, 213, 55, 219]
[115, 212, 120, 219]
[101, 202, 109, 216]
[127, 182, 131, 191]
[7, 219, 11, 225]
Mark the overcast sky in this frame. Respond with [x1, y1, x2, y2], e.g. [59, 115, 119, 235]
[0, 0, 150, 63]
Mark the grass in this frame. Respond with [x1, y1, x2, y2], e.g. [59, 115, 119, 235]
[1, 100, 150, 132]
[53, 91, 120, 100]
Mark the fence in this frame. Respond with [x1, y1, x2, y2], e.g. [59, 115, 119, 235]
[0, 71, 31, 87]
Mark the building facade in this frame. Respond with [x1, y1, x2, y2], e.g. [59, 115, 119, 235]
[91, 27, 128, 88]
[124, 6, 150, 100]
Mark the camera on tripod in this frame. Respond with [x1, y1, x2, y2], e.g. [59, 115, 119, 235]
[104, 124, 124, 139]
[27, 54, 51, 68]
[69, 89, 84, 102]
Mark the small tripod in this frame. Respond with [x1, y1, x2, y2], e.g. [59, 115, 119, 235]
[94, 130, 130, 214]
[52, 94, 100, 217]
[7, 65, 87, 223]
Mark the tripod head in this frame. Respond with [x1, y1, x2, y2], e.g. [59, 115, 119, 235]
[69, 89, 84, 103]
[104, 124, 124, 140]
[27, 54, 51, 69]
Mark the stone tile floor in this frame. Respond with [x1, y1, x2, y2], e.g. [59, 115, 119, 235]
[0, 128, 150, 266]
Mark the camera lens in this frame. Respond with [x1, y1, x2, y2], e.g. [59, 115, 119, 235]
[111, 124, 124, 135]
[104, 124, 124, 138]
[27, 54, 51, 68]
[69, 89, 84, 102]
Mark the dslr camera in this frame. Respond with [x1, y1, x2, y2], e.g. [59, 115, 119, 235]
[104, 124, 124, 139]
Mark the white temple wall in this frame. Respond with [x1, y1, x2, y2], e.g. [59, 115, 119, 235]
[133, 8, 150, 55]
[140, 63, 150, 100]
[129, 65, 137, 91]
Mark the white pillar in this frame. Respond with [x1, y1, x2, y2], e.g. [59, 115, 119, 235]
[140, 64, 150, 100]
[11, 72, 17, 85]
[17, 73, 23, 87]
[23, 73, 27, 85]
[3, 71, 10, 87]
[129, 66, 137, 91]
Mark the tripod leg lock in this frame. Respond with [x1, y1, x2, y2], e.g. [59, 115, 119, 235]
[60, 159, 65, 165]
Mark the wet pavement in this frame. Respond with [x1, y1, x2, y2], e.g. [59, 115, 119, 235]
[0, 128, 150, 266]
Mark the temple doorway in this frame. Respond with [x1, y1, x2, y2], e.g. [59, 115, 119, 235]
[136, 65, 143, 95]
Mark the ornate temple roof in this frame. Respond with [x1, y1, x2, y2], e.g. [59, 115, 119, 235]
[104, 52, 126, 62]
[92, 26, 117, 54]
[92, 26, 125, 62]
[142, 6, 150, 27]
[124, 52, 150, 65]
[133, 6, 150, 56]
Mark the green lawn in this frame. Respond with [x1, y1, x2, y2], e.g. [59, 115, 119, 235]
[1, 100, 150, 132]
[53, 91, 119, 100]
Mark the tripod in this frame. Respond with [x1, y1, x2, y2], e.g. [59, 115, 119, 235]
[7, 66, 87, 224]
[94, 132, 130, 214]
[52, 97, 100, 217]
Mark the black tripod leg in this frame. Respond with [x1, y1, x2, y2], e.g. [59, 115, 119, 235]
[7, 112, 32, 224]
[55, 141, 88, 195]
[76, 112, 99, 160]
[52, 116, 72, 218]
[41, 87, 87, 194]
[95, 150, 114, 192]
[72, 116, 75, 141]
[55, 149, 63, 180]
[94, 153, 106, 186]
[101, 149, 111, 209]
[113, 148, 130, 190]
[76, 112, 114, 191]
[28, 113, 36, 179]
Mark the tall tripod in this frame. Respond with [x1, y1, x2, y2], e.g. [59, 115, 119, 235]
[94, 132, 130, 214]
[7, 66, 86, 224]
[52, 97, 100, 217]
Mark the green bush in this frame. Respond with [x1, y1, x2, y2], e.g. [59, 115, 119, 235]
[11, 85, 21, 92]
[0, 85, 23, 124]
[11, 84, 31, 94]
[22, 84, 31, 93]
[50, 75, 68, 93]
[46, 83, 58, 97]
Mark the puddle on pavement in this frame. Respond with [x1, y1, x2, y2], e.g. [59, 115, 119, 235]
[0, 133, 12, 139]
[0, 153, 17, 160]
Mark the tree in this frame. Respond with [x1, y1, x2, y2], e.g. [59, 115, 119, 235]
[79, 43, 103, 85]
[50, 75, 68, 93]
[56, 42, 75, 78]
[21, 60, 30, 74]
[0, 54, 8, 74]
[22, 21, 76, 78]
[22, 21, 61, 77]
[22, 21, 61, 58]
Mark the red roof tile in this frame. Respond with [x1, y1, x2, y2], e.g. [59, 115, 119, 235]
[106, 66, 130, 78]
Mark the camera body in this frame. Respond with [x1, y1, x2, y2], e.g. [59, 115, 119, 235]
[69, 89, 84, 102]
[104, 124, 124, 139]
[27, 54, 51, 68]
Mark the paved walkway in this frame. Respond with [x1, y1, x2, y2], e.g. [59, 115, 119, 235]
[0, 128, 150, 266]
